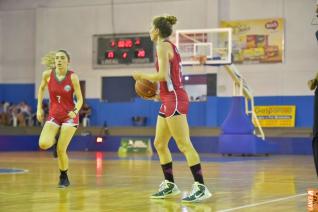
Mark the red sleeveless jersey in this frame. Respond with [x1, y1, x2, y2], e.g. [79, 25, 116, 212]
[48, 69, 75, 120]
[155, 40, 189, 117]
[155, 40, 184, 94]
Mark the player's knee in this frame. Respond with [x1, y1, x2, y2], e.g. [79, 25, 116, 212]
[154, 139, 167, 152]
[39, 140, 51, 150]
[57, 146, 66, 156]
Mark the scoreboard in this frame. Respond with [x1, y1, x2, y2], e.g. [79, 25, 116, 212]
[93, 33, 155, 68]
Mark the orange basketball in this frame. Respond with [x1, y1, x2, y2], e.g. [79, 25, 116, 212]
[135, 79, 157, 99]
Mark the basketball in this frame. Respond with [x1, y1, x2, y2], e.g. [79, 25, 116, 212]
[135, 79, 157, 99]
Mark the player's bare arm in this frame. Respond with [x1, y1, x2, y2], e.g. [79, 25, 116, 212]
[68, 73, 83, 119]
[132, 43, 171, 82]
[36, 70, 52, 123]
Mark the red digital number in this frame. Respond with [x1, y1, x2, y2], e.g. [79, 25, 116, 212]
[135, 49, 145, 58]
[106, 51, 115, 59]
[125, 39, 133, 48]
[118, 39, 133, 48]
[122, 52, 128, 59]
[118, 40, 125, 48]
[110, 40, 116, 47]
[135, 38, 141, 45]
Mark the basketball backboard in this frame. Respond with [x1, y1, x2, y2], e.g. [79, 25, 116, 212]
[175, 28, 232, 65]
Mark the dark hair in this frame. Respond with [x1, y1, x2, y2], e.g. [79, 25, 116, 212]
[57, 49, 71, 62]
[153, 15, 177, 38]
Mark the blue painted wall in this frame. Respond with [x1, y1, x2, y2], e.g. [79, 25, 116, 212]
[0, 83, 314, 127]
[86, 96, 313, 127]
[0, 84, 36, 109]
[0, 135, 312, 155]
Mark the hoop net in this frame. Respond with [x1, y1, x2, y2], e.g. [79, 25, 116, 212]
[191, 55, 207, 65]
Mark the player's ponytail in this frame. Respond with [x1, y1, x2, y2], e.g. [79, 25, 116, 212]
[41, 51, 56, 70]
[165, 16, 177, 25]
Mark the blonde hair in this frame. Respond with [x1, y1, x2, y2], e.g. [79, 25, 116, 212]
[41, 51, 56, 70]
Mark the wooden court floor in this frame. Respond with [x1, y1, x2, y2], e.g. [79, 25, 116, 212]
[0, 151, 315, 212]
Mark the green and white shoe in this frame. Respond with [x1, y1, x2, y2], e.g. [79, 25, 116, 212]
[182, 182, 212, 202]
[150, 180, 181, 199]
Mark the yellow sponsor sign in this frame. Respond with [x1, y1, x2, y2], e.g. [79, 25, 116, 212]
[254, 105, 296, 127]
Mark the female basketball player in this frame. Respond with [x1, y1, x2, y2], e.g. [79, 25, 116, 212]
[132, 15, 211, 202]
[308, 75, 318, 177]
[37, 50, 83, 188]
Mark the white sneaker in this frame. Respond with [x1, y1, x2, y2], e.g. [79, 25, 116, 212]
[150, 180, 181, 199]
[182, 182, 212, 202]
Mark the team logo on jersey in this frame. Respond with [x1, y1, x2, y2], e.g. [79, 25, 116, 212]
[64, 85, 71, 92]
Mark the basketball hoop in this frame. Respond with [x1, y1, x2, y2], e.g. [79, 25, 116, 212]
[189, 55, 207, 73]
[191, 55, 207, 65]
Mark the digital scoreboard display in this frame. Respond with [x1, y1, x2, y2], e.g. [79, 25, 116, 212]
[93, 33, 154, 68]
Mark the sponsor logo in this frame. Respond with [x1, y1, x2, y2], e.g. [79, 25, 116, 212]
[64, 85, 71, 92]
[265, 20, 279, 30]
[194, 192, 204, 199]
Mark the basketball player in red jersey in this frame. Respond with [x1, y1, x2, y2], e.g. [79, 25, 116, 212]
[133, 15, 211, 202]
[37, 50, 83, 188]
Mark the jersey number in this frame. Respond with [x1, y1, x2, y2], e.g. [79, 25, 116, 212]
[56, 95, 61, 103]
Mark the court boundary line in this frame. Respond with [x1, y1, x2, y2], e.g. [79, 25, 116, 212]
[0, 168, 29, 175]
[7, 172, 316, 184]
[216, 193, 307, 212]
